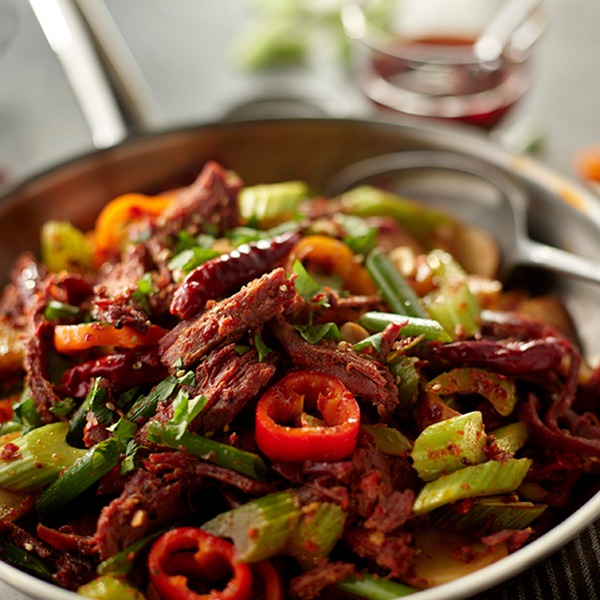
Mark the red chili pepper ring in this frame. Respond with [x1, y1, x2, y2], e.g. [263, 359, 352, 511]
[148, 527, 253, 600]
[255, 370, 361, 462]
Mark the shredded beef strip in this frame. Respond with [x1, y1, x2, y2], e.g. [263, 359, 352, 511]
[270, 316, 399, 421]
[136, 344, 276, 446]
[94, 451, 274, 559]
[0, 253, 47, 331]
[157, 160, 241, 238]
[160, 267, 296, 372]
[91, 244, 152, 331]
[289, 560, 356, 600]
[23, 321, 62, 424]
[192, 343, 277, 434]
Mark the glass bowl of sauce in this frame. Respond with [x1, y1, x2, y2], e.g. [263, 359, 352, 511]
[343, 0, 546, 129]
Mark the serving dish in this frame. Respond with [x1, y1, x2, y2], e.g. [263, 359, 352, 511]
[0, 115, 599, 600]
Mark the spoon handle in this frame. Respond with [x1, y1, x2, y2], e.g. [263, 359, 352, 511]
[520, 239, 600, 286]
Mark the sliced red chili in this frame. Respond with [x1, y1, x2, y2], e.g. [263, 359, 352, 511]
[148, 527, 253, 600]
[255, 370, 361, 462]
[252, 560, 284, 600]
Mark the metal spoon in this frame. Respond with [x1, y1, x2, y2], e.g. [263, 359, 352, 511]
[326, 150, 600, 285]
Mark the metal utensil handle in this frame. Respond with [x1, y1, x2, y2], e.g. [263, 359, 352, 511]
[28, 0, 164, 148]
[520, 239, 600, 286]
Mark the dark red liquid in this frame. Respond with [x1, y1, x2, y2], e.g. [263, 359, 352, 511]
[366, 36, 526, 130]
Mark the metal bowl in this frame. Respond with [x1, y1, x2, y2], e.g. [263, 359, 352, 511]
[0, 115, 599, 600]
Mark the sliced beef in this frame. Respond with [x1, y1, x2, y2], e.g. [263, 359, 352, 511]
[94, 451, 273, 559]
[270, 317, 399, 421]
[0, 253, 47, 331]
[158, 161, 241, 238]
[24, 321, 61, 423]
[160, 268, 296, 372]
[289, 560, 355, 600]
[193, 343, 277, 434]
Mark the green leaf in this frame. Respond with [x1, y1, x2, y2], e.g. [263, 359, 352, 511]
[336, 214, 378, 256]
[292, 259, 323, 302]
[254, 332, 274, 362]
[49, 397, 75, 418]
[294, 322, 341, 344]
[43, 300, 81, 321]
[170, 390, 209, 440]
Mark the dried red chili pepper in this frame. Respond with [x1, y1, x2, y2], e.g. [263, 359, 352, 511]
[148, 527, 253, 600]
[252, 560, 284, 600]
[170, 231, 300, 319]
[60, 347, 168, 398]
[255, 370, 361, 462]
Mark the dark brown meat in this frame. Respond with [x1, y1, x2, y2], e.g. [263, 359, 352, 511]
[94, 451, 273, 559]
[193, 343, 277, 434]
[158, 160, 241, 237]
[160, 268, 296, 372]
[270, 317, 399, 421]
[23, 321, 61, 424]
[0, 253, 47, 331]
[289, 560, 355, 600]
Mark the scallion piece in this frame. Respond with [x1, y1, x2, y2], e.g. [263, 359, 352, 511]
[0, 422, 88, 492]
[411, 412, 488, 482]
[335, 572, 417, 599]
[422, 250, 481, 339]
[1, 542, 55, 581]
[147, 422, 267, 481]
[426, 368, 517, 417]
[388, 355, 419, 407]
[358, 311, 451, 343]
[35, 438, 120, 517]
[365, 249, 426, 318]
[97, 530, 164, 576]
[285, 501, 346, 568]
[412, 457, 532, 516]
[201, 491, 301, 562]
[431, 495, 547, 533]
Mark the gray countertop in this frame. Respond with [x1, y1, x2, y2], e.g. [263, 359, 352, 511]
[0, 1, 599, 599]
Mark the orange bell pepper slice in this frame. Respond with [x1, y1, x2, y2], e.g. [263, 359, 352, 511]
[93, 191, 176, 264]
[54, 323, 167, 354]
[289, 235, 377, 295]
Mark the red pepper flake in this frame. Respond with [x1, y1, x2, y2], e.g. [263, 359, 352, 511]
[0, 443, 21, 461]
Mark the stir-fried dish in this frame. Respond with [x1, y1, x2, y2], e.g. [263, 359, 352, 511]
[0, 161, 598, 599]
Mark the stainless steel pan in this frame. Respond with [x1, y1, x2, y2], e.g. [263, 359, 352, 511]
[0, 1, 599, 599]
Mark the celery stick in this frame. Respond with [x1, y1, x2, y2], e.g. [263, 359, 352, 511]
[491, 421, 529, 454]
[0, 423, 88, 492]
[411, 412, 488, 482]
[201, 491, 301, 562]
[41, 220, 94, 274]
[36, 438, 120, 516]
[432, 495, 546, 532]
[358, 311, 451, 343]
[412, 458, 532, 516]
[426, 368, 517, 417]
[147, 422, 266, 481]
[285, 502, 346, 568]
[77, 575, 145, 600]
[239, 181, 308, 227]
[365, 249, 426, 318]
[336, 572, 417, 599]
[388, 355, 419, 407]
[422, 250, 481, 339]
[339, 185, 450, 240]
[361, 424, 413, 455]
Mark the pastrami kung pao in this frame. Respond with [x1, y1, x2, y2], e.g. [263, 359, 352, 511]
[0, 161, 598, 599]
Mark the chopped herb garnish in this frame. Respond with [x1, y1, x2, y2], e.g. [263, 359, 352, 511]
[294, 322, 341, 344]
[43, 300, 81, 321]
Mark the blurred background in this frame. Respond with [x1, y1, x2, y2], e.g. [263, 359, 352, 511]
[0, 0, 599, 193]
[0, 1, 599, 600]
